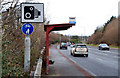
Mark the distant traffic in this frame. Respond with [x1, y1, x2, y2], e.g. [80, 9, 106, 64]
[59, 42, 110, 57]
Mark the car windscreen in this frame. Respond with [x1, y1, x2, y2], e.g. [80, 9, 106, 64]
[61, 43, 67, 46]
[101, 44, 108, 46]
[76, 45, 87, 48]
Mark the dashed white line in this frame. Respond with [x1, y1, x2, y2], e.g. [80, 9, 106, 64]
[97, 58, 103, 61]
[104, 54, 107, 55]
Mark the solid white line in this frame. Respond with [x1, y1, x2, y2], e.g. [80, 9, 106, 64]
[57, 45, 97, 76]
[69, 57, 97, 76]
[69, 58, 77, 64]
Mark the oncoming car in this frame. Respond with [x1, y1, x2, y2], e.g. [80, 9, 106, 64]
[98, 44, 109, 50]
[70, 44, 88, 57]
[60, 43, 67, 50]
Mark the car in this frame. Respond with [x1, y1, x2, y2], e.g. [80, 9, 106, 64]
[70, 44, 88, 57]
[60, 43, 68, 49]
[67, 42, 71, 46]
[70, 44, 74, 48]
[70, 43, 75, 48]
[98, 44, 109, 50]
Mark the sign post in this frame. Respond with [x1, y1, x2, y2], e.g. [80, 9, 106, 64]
[21, 2, 44, 72]
[24, 35, 30, 72]
[22, 23, 34, 72]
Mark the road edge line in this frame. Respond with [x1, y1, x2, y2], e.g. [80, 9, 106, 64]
[55, 46, 95, 78]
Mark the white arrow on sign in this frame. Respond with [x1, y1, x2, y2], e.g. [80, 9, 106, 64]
[26, 29, 30, 34]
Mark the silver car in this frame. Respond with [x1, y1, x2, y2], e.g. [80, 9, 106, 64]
[70, 44, 88, 57]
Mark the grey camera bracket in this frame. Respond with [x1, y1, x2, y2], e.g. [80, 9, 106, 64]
[21, 3, 44, 23]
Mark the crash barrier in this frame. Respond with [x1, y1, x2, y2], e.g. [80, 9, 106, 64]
[34, 47, 45, 78]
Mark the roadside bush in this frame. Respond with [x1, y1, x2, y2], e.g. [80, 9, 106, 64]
[2, 5, 69, 78]
[87, 16, 119, 46]
[87, 31, 103, 44]
[100, 18, 118, 46]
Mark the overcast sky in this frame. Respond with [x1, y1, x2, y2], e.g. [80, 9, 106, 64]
[43, 0, 119, 35]
[42, 0, 119, 36]
[3, 0, 120, 36]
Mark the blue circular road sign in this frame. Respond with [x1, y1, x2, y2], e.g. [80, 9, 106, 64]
[22, 23, 34, 35]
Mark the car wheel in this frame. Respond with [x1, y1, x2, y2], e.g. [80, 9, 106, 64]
[71, 52, 72, 55]
[86, 54, 88, 57]
[101, 48, 103, 50]
[73, 52, 76, 57]
[99, 47, 100, 50]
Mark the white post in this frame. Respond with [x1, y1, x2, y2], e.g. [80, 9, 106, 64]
[24, 0, 31, 73]
[24, 35, 30, 72]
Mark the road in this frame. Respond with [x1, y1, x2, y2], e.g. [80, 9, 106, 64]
[49, 45, 119, 77]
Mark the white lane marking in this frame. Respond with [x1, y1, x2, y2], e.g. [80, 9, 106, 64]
[57, 46, 97, 76]
[114, 56, 119, 58]
[69, 58, 77, 64]
[102, 51, 110, 52]
[104, 54, 107, 55]
[89, 49, 118, 58]
[69, 57, 97, 76]
[89, 47, 118, 55]
[97, 58, 103, 61]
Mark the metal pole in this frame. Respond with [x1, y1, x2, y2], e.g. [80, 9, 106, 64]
[24, 35, 30, 72]
[46, 29, 49, 74]
[24, 0, 31, 73]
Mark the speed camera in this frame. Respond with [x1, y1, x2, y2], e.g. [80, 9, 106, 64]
[21, 3, 44, 23]
[24, 6, 41, 19]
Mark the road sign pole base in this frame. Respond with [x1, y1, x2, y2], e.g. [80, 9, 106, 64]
[24, 35, 30, 72]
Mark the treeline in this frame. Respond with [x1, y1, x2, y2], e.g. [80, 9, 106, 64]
[87, 16, 119, 46]
[49, 32, 68, 44]
[1, 0, 68, 77]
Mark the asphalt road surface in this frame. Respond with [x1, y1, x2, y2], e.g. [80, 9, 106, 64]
[49, 45, 119, 77]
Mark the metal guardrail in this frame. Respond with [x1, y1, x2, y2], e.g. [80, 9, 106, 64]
[34, 47, 45, 78]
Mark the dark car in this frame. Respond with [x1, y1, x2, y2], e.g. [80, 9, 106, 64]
[98, 44, 109, 50]
[60, 43, 67, 49]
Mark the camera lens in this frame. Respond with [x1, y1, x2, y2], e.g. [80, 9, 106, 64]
[25, 12, 31, 18]
[30, 7, 33, 11]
